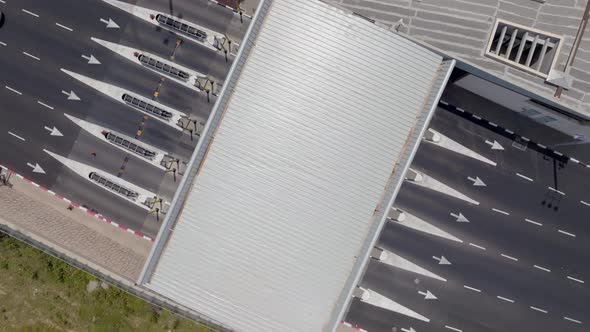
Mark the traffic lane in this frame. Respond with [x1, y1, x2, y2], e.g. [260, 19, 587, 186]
[173, 38, 233, 81]
[0, 2, 205, 117]
[411, 140, 590, 242]
[431, 106, 590, 201]
[361, 258, 552, 332]
[397, 176, 590, 284]
[51, 168, 154, 236]
[345, 296, 437, 332]
[378, 223, 589, 326]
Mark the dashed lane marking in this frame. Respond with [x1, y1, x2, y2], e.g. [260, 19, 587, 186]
[501, 253, 518, 261]
[463, 285, 481, 293]
[558, 229, 576, 238]
[567, 276, 584, 284]
[55, 23, 74, 31]
[548, 186, 565, 196]
[492, 208, 510, 215]
[445, 326, 462, 332]
[21, 9, 39, 17]
[516, 173, 533, 182]
[581, 200, 590, 207]
[564, 317, 582, 324]
[22, 51, 40, 61]
[37, 101, 54, 110]
[525, 218, 543, 226]
[0, 41, 6, 46]
[469, 243, 486, 250]
[8, 131, 25, 141]
[497, 296, 515, 303]
[534, 265, 551, 272]
[530, 306, 548, 314]
[5, 85, 22, 95]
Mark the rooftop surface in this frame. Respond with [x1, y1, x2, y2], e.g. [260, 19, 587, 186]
[138, 0, 452, 330]
[338, 0, 590, 119]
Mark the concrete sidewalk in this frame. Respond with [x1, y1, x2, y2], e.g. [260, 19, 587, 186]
[0, 172, 151, 281]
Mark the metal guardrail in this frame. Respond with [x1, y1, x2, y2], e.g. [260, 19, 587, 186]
[137, 54, 190, 81]
[104, 131, 157, 160]
[156, 14, 208, 42]
[89, 172, 139, 198]
[122, 94, 173, 119]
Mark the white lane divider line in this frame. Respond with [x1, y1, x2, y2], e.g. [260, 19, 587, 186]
[525, 218, 543, 226]
[0, 41, 6, 46]
[5, 85, 22, 95]
[21, 9, 40, 17]
[463, 285, 481, 293]
[492, 208, 510, 215]
[37, 101, 54, 110]
[22, 51, 40, 61]
[581, 200, 590, 207]
[8, 131, 26, 141]
[530, 306, 548, 314]
[558, 229, 576, 238]
[0, 0, 6, 4]
[567, 276, 585, 284]
[534, 265, 551, 273]
[55, 22, 74, 31]
[548, 186, 566, 196]
[501, 253, 518, 261]
[497, 296, 515, 303]
[564, 316, 582, 324]
[445, 326, 463, 332]
[516, 173, 533, 182]
[469, 243, 486, 250]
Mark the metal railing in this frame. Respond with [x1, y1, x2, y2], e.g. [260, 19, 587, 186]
[122, 94, 173, 120]
[156, 14, 208, 42]
[138, 54, 190, 81]
[89, 172, 138, 198]
[104, 132, 157, 160]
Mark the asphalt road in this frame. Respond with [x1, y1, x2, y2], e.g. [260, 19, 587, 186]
[345, 101, 589, 332]
[0, 0, 249, 237]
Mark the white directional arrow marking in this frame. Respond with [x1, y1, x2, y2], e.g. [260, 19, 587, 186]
[81, 54, 101, 64]
[61, 90, 81, 101]
[401, 328, 417, 332]
[485, 139, 504, 150]
[27, 163, 46, 174]
[433, 256, 451, 265]
[44, 126, 63, 137]
[450, 212, 469, 223]
[467, 176, 486, 186]
[418, 290, 437, 300]
[100, 18, 120, 28]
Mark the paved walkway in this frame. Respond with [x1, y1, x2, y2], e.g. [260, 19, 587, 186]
[0, 172, 151, 281]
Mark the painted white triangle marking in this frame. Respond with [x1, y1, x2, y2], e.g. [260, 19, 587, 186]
[427, 130, 497, 166]
[393, 210, 463, 243]
[361, 288, 430, 322]
[378, 249, 446, 282]
[407, 171, 479, 205]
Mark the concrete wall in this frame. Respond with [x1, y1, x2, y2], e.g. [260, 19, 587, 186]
[336, 0, 590, 118]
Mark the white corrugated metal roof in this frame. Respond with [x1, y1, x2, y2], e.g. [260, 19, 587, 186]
[141, 0, 448, 331]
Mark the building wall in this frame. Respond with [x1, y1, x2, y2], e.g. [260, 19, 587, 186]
[336, 0, 590, 118]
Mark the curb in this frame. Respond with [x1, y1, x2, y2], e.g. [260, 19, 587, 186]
[438, 100, 590, 169]
[0, 164, 154, 243]
[341, 321, 368, 332]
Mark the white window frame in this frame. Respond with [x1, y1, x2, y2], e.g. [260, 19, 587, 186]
[485, 18, 563, 78]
